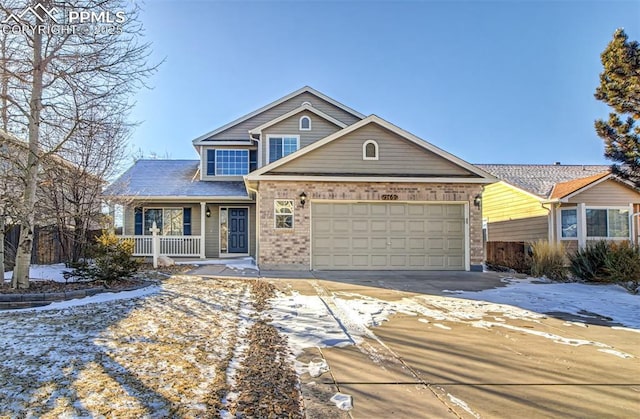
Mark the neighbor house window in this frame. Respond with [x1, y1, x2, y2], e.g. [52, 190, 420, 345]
[268, 136, 299, 163]
[560, 209, 577, 238]
[274, 200, 294, 229]
[299, 116, 311, 131]
[141, 208, 190, 236]
[363, 140, 379, 160]
[586, 208, 629, 238]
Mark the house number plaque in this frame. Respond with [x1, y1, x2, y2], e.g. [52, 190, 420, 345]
[381, 194, 399, 200]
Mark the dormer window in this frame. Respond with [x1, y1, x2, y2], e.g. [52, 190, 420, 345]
[363, 140, 379, 160]
[299, 116, 311, 131]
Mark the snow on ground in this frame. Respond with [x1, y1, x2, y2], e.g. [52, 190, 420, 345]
[0, 275, 249, 417]
[267, 277, 639, 365]
[175, 257, 257, 272]
[3, 263, 70, 282]
[455, 277, 640, 329]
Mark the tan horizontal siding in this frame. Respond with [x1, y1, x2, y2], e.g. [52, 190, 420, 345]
[204, 204, 256, 258]
[483, 182, 547, 222]
[209, 92, 360, 141]
[567, 179, 640, 205]
[270, 123, 474, 176]
[487, 216, 548, 242]
[262, 112, 342, 166]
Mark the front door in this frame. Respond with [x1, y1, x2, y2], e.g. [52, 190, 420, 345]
[228, 208, 248, 253]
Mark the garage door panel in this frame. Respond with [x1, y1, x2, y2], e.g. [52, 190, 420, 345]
[371, 220, 387, 232]
[312, 202, 465, 270]
[427, 220, 444, 233]
[408, 220, 424, 233]
[389, 204, 406, 216]
[389, 220, 406, 232]
[352, 220, 369, 232]
[371, 255, 388, 266]
[409, 238, 425, 250]
[390, 255, 407, 266]
[390, 238, 406, 249]
[370, 205, 388, 216]
[352, 237, 369, 249]
[370, 237, 388, 249]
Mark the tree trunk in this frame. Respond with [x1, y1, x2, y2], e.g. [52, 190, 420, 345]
[0, 215, 5, 285]
[12, 22, 43, 290]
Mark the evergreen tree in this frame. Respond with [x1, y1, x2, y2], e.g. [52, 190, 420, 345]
[594, 29, 640, 185]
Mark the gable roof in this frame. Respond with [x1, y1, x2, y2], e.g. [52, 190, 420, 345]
[475, 164, 611, 198]
[549, 171, 611, 200]
[247, 115, 496, 183]
[192, 86, 365, 145]
[104, 160, 248, 199]
[248, 102, 347, 134]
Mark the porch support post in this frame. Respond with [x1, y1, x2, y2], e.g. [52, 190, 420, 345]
[200, 202, 206, 259]
[577, 203, 587, 249]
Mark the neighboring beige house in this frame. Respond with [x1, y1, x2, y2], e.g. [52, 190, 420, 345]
[105, 87, 495, 271]
[477, 164, 640, 253]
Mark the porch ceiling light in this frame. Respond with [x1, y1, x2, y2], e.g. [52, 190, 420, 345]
[205, 205, 211, 217]
[299, 192, 307, 208]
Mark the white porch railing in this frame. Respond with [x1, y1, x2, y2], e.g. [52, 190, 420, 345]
[119, 235, 202, 257]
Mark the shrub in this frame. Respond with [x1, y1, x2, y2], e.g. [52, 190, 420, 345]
[530, 240, 567, 281]
[72, 231, 139, 284]
[569, 240, 610, 282]
[603, 242, 640, 294]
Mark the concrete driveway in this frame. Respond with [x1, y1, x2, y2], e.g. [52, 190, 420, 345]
[276, 276, 640, 419]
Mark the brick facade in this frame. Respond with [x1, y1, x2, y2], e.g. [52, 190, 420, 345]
[257, 181, 484, 270]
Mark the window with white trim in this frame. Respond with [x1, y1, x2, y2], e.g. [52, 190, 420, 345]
[144, 208, 184, 236]
[363, 140, 379, 160]
[560, 209, 577, 238]
[274, 200, 294, 229]
[299, 116, 311, 131]
[268, 136, 299, 163]
[586, 208, 629, 238]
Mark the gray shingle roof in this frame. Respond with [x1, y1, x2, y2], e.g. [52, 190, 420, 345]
[104, 160, 248, 198]
[475, 164, 611, 197]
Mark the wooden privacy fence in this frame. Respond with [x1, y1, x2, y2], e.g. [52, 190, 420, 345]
[3, 226, 100, 271]
[486, 241, 531, 271]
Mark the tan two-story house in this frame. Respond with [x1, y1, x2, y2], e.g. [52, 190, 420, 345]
[105, 87, 495, 271]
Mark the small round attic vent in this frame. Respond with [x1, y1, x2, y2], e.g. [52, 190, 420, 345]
[301, 101, 313, 107]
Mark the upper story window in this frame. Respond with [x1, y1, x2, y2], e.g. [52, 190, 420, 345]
[299, 116, 311, 131]
[363, 140, 379, 160]
[206, 149, 249, 176]
[268, 136, 299, 163]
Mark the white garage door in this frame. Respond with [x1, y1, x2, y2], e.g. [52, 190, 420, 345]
[312, 202, 466, 270]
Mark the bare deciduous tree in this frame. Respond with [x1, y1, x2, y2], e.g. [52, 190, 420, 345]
[0, 0, 158, 288]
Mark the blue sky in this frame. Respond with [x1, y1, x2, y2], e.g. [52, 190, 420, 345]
[129, 0, 640, 165]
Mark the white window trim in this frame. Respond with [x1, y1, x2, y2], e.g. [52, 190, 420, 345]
[363, 140, 379, 161]
[266, 135, 300, 164]
[299, 115, 311, 131]
[214, 148, 249, 176]
[557, 205, 632, 242]
[142, 207, 185, 236]
[584, 205, 631, 240]
[557, 206, 578, 240]
[274, 199, 294, 229]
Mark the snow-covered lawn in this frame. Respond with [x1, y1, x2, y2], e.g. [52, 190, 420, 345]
[3, 263, 70, 282]
[0, 268, 638, 417]
[0, 276, 248, 417]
